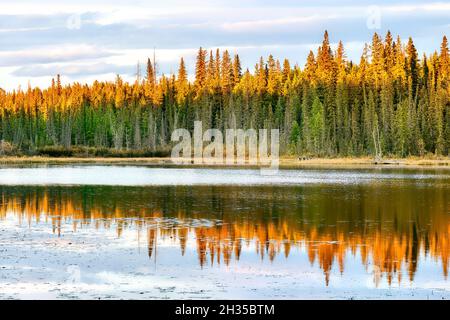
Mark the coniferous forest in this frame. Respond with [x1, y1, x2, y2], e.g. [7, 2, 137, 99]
[0, 31, 449, 158]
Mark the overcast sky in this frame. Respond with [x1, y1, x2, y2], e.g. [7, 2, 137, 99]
[0, 0, 449, 91]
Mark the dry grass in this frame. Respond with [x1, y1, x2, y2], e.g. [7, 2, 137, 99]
[0, 155, 448, 168]
[0, 156, 172, 165]
[283, 156, 450, 167]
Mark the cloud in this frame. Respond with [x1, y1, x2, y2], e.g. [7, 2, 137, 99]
[0, 27, 53, 33]
[12, 62, 134, 78]
[221, 15, 339, 32]
[385, 2, 450, 13]
[0, 45, 116, 67]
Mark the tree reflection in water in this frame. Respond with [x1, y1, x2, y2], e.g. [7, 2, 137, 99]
[0, 183, 448, 286]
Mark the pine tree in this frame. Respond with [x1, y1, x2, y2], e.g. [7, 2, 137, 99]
[221, 50, 233, 94]
[406, 37, 419, 97]
[282, 59, 291, 83]
[316, 30, 336, 84]
[255, 57, 267, 94]
[310, 96, 325, 155]
[384, 31, 395, 72]
[439, 35, 449, 88]
[267, 54, 280, 95]
[214, 49, 221, 90]
[194, 47, 207, 96]
[393, 36, 406, 87]
[370, 32, 386, 87]
[176, 58, 189, 105]
[232, 54, 242, 87]
[206, 50, 216, 93]
[146, 58, 155, 85]
[335, 40, 346, 81]
[304, 51, 317, 83]
[289, 120, 300, 152]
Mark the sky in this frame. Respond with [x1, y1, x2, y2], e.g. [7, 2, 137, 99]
[0, 0, 449, 91]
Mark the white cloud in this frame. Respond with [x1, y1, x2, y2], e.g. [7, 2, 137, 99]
[12, 62, 132, 77]
[0, 27, 53, 33]
[221, 15, 338, 32]
[0, 45, 115, 67]
[385, 2, 450, 13]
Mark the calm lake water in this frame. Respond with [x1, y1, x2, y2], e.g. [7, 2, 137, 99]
[0, 165, 449, 299]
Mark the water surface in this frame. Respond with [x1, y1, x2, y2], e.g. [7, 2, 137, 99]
[0, 165, 448, 299]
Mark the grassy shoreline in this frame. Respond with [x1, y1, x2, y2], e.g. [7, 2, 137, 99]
[0, 156, 448, 168]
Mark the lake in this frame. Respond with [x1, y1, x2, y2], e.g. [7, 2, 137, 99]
[0, 165, 448, 299]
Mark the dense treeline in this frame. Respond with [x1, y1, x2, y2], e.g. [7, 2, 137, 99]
[0, 31, 449, 157]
